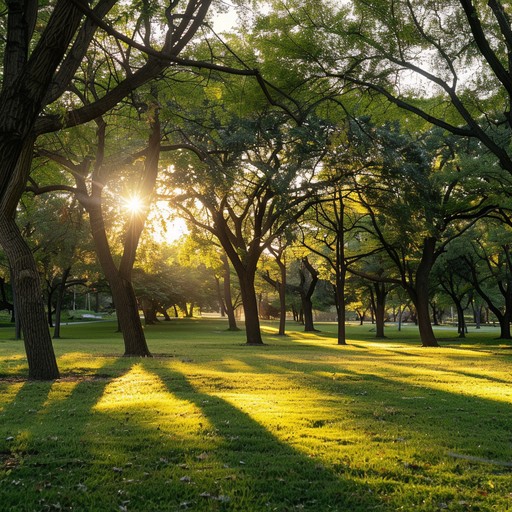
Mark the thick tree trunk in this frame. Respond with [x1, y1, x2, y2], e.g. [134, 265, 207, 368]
[302, 295, 315, 332]
[110, 273, 151, 356]
[410, 238, 439, 347]
[498, 315, 512, 339]
[0, 135, 59, 379]
[237, 270, 263, 345]
[414, 290, 438, 347]
[0, 214, 59, 379]
[88, 201, 151, 356]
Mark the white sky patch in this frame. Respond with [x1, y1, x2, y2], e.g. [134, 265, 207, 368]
[212, 6, 239, 32]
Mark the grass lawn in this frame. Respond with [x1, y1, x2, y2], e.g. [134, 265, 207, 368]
[0, 318, 511, 511]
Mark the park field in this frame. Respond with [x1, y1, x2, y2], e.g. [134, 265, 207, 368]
[0, 319, 511, 511]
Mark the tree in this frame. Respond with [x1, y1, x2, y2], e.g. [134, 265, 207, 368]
[0, 0, 219, 378]
[432, 242, 474, 337]
[458, 222, 512, 339]
[168, 103, 327, 345]
[260, 0, 512, 178]
[261, 232, 294, 336]
[16, 188, 93, 337]
[32, 93, 162, 356]
[177, 232, 241, 330]
[349, 121, 496, 346]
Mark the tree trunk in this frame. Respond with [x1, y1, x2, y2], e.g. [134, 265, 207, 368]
[410, 238, 438, 347]
[142, 297, 157, 325]
[88, 201, 151, 356]
[300, 257, 319, 332]
[372, 282, 387, 338]
[53, 267, 71, 339]
[110, 273, 151, 356]
[333, 284, 347, 345]
[0, 214, 60, 379]
[302, 295, 315, 332]
[47, 283, 54, 328]
[454, 302, 465, 338]
[413, 289, 438, 346]
[237, 270, 263, 345]
[334, 216, 347, 345]
[221, 253, 239, 331]
[275, 257, 287, 336]
[431, 301, 440, 326]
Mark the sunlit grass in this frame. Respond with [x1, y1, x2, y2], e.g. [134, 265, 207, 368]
[0, 319, 512, 510]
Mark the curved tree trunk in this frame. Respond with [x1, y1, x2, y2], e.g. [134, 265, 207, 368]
[0, 135, 60, 379]
[410, 237, 438, 347]
[0, 214, 60, 379]
[88, 199, 151, 356]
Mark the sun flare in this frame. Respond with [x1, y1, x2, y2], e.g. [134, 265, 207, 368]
[124, 194, 144, 214]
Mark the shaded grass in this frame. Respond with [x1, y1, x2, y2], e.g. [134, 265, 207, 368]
[0, 319, 512, 510]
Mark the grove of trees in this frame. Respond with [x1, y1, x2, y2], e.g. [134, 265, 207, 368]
[2, 0, 512, 379]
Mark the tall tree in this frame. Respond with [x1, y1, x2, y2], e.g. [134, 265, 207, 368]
[350, 121, 496, 346]
[168, 107, 326, 344]
[458, 222, 512, 339]
[0, 0, 235, 378]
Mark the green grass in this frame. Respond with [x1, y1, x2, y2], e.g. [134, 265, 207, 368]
[1, 319, 512, 511]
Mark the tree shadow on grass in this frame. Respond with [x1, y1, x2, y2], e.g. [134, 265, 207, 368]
[149, 361, 385, 511]
[232, 350, 512, 502]
[0, 357, 129, 511]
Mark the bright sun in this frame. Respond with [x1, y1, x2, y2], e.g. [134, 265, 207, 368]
[124, 195, 144, 214]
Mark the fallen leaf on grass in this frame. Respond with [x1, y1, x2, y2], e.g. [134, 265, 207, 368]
[199, 492, 230, 503]
[403, 462, 422, 471]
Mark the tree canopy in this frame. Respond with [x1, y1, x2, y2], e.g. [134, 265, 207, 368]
[3, 1, 512, 378]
